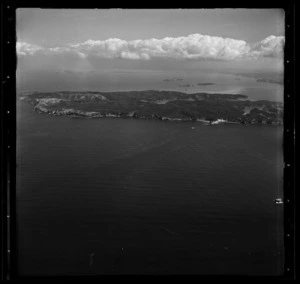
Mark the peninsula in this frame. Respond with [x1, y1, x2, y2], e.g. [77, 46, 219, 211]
[19, 90, 283, 125]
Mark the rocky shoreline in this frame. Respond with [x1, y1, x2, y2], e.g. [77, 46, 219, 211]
[33, 104, 282, 126]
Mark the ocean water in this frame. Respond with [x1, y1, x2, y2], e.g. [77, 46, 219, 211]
[17, 70, 283, 102]
[16, 100, 284, 275]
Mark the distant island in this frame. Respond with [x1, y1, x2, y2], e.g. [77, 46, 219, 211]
[19, 90, 283, 125]
[256, 78, 283, 84]
[233, 72, 284, 85]
[163, 78, 183, 82]
[197, 83, 215, 86]
[179, 83, 214, 87]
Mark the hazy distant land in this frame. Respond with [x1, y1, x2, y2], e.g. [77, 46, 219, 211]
[179, 83, 215, 87]
[163, 78, 183, 82]
[19, 90, 283, 125]
[162, 78, 215, 88]
[197, 83, 215, 86]
[255, 78, 283, 84]
[234, 72, 284, 85]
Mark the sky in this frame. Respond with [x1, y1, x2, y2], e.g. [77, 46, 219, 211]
[16, 9, 285, 73]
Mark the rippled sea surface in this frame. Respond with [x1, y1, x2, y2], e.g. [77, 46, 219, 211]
[17, 99, 284, 275]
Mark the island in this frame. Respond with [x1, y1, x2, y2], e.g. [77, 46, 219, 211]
[163, 78, 183, 82]
[197, 83, 215, 86]
[256, 78, 284, 85]
[19, 90, 283, 125]
[233, 72, 284, 85]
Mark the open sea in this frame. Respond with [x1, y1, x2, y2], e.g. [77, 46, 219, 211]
[16, 71, 284, 275]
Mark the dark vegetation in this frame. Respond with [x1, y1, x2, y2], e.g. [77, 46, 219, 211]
[19, 90, 283, 125]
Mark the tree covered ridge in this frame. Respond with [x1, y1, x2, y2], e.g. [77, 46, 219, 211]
[19, 90, 283, 125]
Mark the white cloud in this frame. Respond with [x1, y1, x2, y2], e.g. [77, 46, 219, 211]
[16, 33, 284, 61]
[17, 42, 44, 56]
[249, 35, 285, 58]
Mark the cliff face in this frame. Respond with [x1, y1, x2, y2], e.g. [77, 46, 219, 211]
[19, 90, 283, 125]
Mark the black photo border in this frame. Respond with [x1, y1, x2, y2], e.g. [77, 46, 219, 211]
[0, 2, 296, 280]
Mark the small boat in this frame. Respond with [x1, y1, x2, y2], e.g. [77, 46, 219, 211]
[274, 198, 284, 204]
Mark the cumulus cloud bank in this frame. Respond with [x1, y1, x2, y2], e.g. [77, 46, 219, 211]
[17, 42, 43, 56]
[17, 33, 284, 61]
